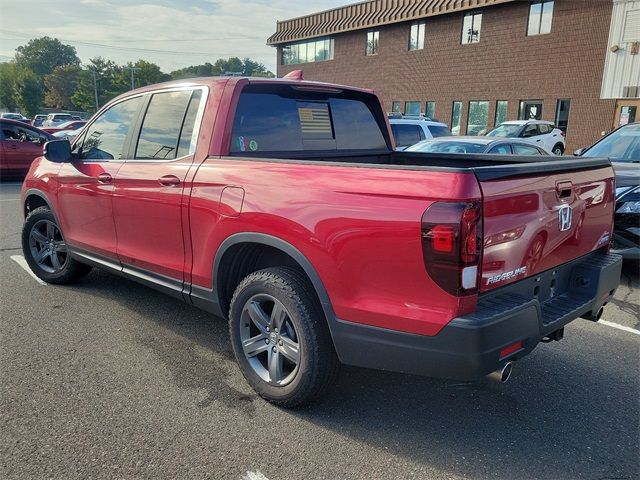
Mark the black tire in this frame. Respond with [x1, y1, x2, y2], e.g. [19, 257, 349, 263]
[21, 206, 92, 284]
[229, 267, 340, 407]
[552, 144, 564, 156]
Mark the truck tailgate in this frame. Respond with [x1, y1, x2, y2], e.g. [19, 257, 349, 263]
[478, 165, 615, 292]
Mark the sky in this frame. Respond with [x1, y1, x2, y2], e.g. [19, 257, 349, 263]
[0, 0, 352, 73]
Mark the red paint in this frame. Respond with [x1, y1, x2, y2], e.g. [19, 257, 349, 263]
[0, 119, 52, 178]
[21, 77, 616, 339]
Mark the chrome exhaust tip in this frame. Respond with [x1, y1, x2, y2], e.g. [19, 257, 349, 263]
[488, 362, 513, 383]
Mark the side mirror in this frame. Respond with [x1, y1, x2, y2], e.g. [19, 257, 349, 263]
[43, 139, 72, 163]
[573, 148, 585, 156]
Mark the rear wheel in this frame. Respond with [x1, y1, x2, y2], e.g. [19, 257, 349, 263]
[22, 207, 92, 284]
[552, 144, 564, 156]
[229, 267, 339, 407]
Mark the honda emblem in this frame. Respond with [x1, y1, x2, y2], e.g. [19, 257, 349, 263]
[558, 205, 573, 232]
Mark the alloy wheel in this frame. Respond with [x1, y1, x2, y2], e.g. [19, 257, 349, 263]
[28, 219, 68, 274]
[239, 294, 301, 386]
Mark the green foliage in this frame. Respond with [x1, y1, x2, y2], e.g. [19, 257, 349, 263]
[15, 36, 80, 77]
[14, 67, 44, 117]
[0, 62, 19, 111]
[170, 57, 274, 79]
[44, 64, 81, 109]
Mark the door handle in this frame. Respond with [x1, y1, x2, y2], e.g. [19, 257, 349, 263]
[97, 172, 112, 184]
[9, 144, 18, 149]
[158, 175, 180, 187]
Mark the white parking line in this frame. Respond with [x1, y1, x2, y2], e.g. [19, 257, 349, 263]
[10, 255, 47, 286]
[0, 198, 20, 202]
[599, 319, 640, 336]
[242, 471, 269, 480]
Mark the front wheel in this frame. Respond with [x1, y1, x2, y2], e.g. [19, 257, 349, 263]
[229, 267, 339, 407]
[21, 206, 92, 284]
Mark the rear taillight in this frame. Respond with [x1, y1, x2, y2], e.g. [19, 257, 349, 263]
[560, 131, 566, 137]
[421, 201, 482, 296]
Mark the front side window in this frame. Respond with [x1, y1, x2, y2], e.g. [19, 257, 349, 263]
[77, 96, 143, 160]
[451, 101, 462, 135]
[135, 90, 192, 159]
[229, 86, 387, 154]
[425, 101, 436, 120]
[462, 12, 482, 44]
[528, 1, 554, 36]
[1, 123, 45, 143]
[495, 101, 508, 126]
[467, 101, 489, 135]
[366, 31, 379, 55]
[409, 21, 425, 50]
[555, 99, 570, 133]
[521, 124, 540, 138]
[404, 101, 421, 115]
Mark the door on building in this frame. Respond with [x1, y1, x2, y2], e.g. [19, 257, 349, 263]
[519, 100, 543, 120]
[614, 100, 640, 129]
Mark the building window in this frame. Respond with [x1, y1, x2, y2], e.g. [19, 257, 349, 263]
[467, 101, 489, 135]
[391, 101, 403, 113]
[409, 21, 426, 50]
[451, 101, 462, 135]
[281, 37, 334, 65]
[405, 101, 421, 115]
[462, 11, 482, 44]
[527, 1, 554, 36]
[519, 100, 543, 120]
[426, 101, 436, 119]
[494, 100, 508, 126]
[366, 30, 379, 55]
[555, 99, 571, 133]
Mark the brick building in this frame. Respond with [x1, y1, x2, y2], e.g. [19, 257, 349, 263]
[268, 0, 640, 151]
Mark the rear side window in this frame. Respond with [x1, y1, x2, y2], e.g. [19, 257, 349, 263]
[487, 144, 512, 154]
[136, 91, 192, 159]
[391, 124, 424, 147]
[513, 144, 542, 155]
[427, 125, 451, 137]
[538, 124, 551, 134]
[229, 86, 387, 153]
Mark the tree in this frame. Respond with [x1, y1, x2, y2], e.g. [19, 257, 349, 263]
[15, 37, 80, 77]
[0, 62, 19, 111]
[14, 67, 43, 117]
[44, 64, 81, 109]
[71, 57, 127, 113]
[170, 58, 274, 80]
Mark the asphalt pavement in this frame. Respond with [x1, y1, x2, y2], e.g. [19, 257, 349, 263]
[0, 181, 638, 479]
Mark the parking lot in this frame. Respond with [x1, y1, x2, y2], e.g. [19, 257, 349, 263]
[0, 181, 638, 479]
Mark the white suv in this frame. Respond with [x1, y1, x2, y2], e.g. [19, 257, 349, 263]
[389, 114, 451, 150]
[487, 120, 566, 155]
[42, 113, 76, 128]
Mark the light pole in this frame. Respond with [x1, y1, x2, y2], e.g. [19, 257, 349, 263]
[90, 67, 99, 111]
[125, 66, 140, 90]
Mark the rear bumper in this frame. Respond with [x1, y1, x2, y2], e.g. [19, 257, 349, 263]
[331, 250, 622, 380]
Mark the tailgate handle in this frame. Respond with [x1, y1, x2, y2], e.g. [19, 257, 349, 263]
[556, 181, 573, 198]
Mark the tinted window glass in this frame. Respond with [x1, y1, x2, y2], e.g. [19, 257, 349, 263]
[451, 102, 462, 135]
[404, 101, 421, 115]
[494, 101, 508, 126]
[467, 101, 489, 135]
[176, 90, 203, 157]
[230, 89, 386, 153]
[392, 124, 423, 147]
[407, 140, 486, 153]
[513, 144, 542, 155]
[582, 124, 640, 162]
[487, 144, 511, 154]
[487, 123, 522, 137]
[79, 96, 143, 160]
[427, 125, 451, 137]
[136, 91, 191, 159]
[1, 123, 43, 142]
[522, 124, 539, 137]
[425, 101, 436, 119]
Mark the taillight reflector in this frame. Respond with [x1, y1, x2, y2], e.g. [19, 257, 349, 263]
[500, 341, 523, 359]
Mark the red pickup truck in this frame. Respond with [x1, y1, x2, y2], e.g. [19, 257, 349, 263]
[20, 75, 622, 406]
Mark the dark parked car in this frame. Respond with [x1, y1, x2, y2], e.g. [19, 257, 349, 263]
[0, 119, 53, 179]
[575, 122, 639, 260]
[405, 136, 550, 155]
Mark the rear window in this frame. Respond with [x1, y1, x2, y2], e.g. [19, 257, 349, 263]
[229, 85, 387, 154]
[426, 125, 451, 137]
[391, 124, 424, 147]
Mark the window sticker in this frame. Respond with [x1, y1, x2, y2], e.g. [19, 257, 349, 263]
[249, 140, 258, 151]
[297, 102, 333, 139]
[236, 135, 246, 152]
